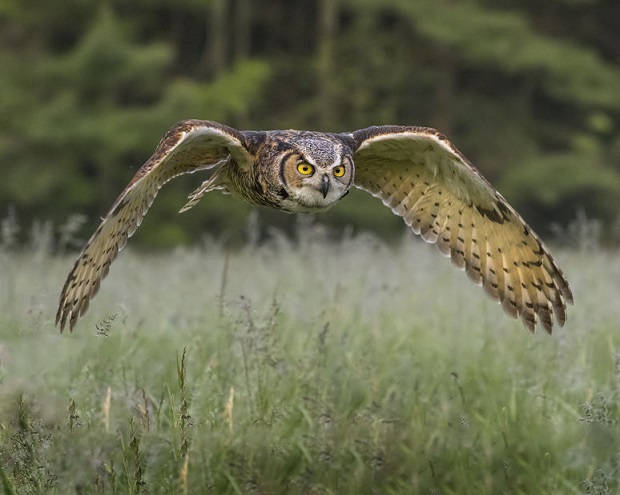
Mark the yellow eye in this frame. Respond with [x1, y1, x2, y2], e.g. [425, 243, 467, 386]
[333, 165, 345, 177]
[297, 163, 314, 175]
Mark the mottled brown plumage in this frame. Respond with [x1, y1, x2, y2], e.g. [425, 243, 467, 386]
[56, 120, 573, 333]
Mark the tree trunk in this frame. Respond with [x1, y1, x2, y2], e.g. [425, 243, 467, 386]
[430, 43, 456, 136]
[205, 0, 227, 78]
[317, 0, 338, 129]
[234, 0, 251, 61]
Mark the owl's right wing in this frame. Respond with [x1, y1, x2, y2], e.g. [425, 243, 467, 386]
[350, 125, 573, 334]
[56, 119, 253, 332]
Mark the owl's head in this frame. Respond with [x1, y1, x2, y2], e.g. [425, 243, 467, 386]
[277, 132, 354, 212]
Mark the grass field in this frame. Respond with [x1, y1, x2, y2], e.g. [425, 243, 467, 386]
[0, 223, 618, 494]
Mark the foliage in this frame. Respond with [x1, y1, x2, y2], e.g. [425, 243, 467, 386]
[1, 225, 619, 493]
[1, 0, 620, 245]
[1, 3, 270, 245]
[500, 152, 620, 233]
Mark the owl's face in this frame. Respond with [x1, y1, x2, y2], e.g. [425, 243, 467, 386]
[276, 133, 354, 213]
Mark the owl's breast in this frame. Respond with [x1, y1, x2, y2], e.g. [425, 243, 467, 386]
[277, 196, 336, 213]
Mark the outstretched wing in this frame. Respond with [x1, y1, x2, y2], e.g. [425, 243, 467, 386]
[351, 125, 573, 333]
[56, 119, 253, 331]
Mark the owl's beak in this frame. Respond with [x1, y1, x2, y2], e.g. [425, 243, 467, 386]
[320, 174, 330, 198]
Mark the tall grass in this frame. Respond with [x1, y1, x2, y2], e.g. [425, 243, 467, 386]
[0, 219, 618, 494]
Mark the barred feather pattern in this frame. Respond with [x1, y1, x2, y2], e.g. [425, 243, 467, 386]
[351, 126, 573, 333]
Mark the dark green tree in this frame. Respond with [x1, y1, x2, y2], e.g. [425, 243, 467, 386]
[2, 0, 620, 245]
[1, 3, 269, 246]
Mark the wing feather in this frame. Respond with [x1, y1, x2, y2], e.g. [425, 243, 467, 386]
[351, 125, 573, 334]
[56, 120, 252, 331]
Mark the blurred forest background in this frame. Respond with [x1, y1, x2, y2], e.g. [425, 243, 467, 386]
[2, 0, 620, 248]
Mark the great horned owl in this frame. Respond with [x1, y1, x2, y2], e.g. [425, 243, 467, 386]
[56, 120, 573, 333]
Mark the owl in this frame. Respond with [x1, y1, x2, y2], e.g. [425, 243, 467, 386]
[56, 120, 573, 333]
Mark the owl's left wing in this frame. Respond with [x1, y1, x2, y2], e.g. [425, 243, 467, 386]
[350, 125, 573, 334]
[56, 120, 253, 332]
